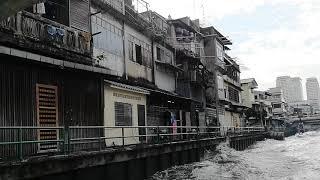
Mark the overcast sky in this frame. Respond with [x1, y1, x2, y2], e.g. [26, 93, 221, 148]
[147, 0, 320, 97]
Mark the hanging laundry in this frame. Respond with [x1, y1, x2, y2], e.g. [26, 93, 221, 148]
[171, 112, 177, 134]
[56, 28, 65, 43]
[47, 25, 56, 41]
[33, 2, 46, 15]
[80, 32, 92, 50]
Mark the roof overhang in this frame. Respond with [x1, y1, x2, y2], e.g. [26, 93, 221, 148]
[104, 80, 150, 95]
[155, 60, 183, 72]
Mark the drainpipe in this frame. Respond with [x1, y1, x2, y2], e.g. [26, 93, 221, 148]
[213, 38, 220, 125]
[122, 20, 128, 80]
[151, 40, 155, 84]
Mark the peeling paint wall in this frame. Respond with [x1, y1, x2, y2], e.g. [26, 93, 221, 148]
[124, 24, 153, 82]
[153, 43, 176, 92]
[91, 7, 125, 77]
[155, 69, 176, 92]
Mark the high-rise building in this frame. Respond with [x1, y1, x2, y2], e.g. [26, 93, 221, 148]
[306, 77, 320, 113]
[276, 76, 291, 102]
[276, 76, 303, 103]
[290, 77, 303, 102]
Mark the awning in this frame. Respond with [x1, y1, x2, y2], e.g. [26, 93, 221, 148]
[104, 80, 150, 95]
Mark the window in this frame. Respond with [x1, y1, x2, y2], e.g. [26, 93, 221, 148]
[115, 102, 132, 126]
[228, 87, 240, 103]
[156, 47, 161, 61]
[216, 42, 224, 60]
[129, 42, 134, 61]
[135, 44, 142, 65]
[273, 104, 281, 108]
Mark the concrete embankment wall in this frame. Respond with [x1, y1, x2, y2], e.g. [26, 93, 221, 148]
[0, 134, 268, 180]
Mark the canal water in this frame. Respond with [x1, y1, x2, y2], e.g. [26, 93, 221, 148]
[151, 131, 320, 180]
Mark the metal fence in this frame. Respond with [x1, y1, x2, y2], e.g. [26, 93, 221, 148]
[0, 126, 265, 162]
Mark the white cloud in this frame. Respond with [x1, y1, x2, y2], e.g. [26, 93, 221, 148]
[147, 0, 268, 22]
[147, 0, 320, 98]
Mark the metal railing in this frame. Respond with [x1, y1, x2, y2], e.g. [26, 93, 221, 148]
[0, 126, 265, 161]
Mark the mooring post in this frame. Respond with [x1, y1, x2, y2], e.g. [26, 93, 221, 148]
[18, 127, 23, 160]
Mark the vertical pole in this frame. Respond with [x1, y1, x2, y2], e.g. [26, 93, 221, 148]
[260, 102, 264, 127]
[18, 127, 23, 160]
[122, 127, 125, 147]
[67, 126, 70, 154]
[98, 128, 102, 151]
[157, 126, 160, 144]
[197, 126, 199, 141]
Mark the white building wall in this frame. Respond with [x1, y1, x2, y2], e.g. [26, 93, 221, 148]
[276, 76, 303, 103]
[241, 83, 255, 108]
[290, 77, 303, 102]
[155, 70, 176, 92]
[104, 85, 147, 146]
[276, 76, 291, 102]
[306, 77, 320, 112]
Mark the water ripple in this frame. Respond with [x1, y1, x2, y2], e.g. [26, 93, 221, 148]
[151, 131, 320, 180]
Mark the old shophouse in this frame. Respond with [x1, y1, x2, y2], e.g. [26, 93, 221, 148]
[0, 0, 243, 155]
[0, 0, 104, 157]
[201, 27, 244, 128]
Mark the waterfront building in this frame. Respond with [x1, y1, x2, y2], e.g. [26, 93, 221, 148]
[253, 91, 273, 126]
[288, 101, 313, 116]
[306, 77, 320, 114]
[201, 27, 243, 128]
[0, 0, 242, 157]
[267, 87, 288, 118]
[241, 78, 258, 108]
[0, 0, 105, 155]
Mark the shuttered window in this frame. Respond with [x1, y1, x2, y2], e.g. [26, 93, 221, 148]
[115, 102, 132, 126]
[36, 84, 59, 152]
[70, 0, 90, 31]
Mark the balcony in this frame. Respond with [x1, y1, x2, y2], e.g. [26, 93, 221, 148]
[0, 11, 92, 64]
[223, 75, 241, 88]
[190, 70, 202, 84]
[174, 42, 204, 59]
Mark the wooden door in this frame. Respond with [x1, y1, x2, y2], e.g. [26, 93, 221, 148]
[138, 105, 146, 142]
[36, 84, 58, 152]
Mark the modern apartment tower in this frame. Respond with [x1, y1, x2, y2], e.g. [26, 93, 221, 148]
[306, 77, 320, 113]
[276, 76, 303, 103]
[290, 77, 304, 102]
[276, 76, 291, 102]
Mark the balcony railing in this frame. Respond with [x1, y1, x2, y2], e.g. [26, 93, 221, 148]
[223, 75, 241, 87]
[174, 43, 204, 58]
[0, 11, 91, 59]
[102, 0, 125, 14]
